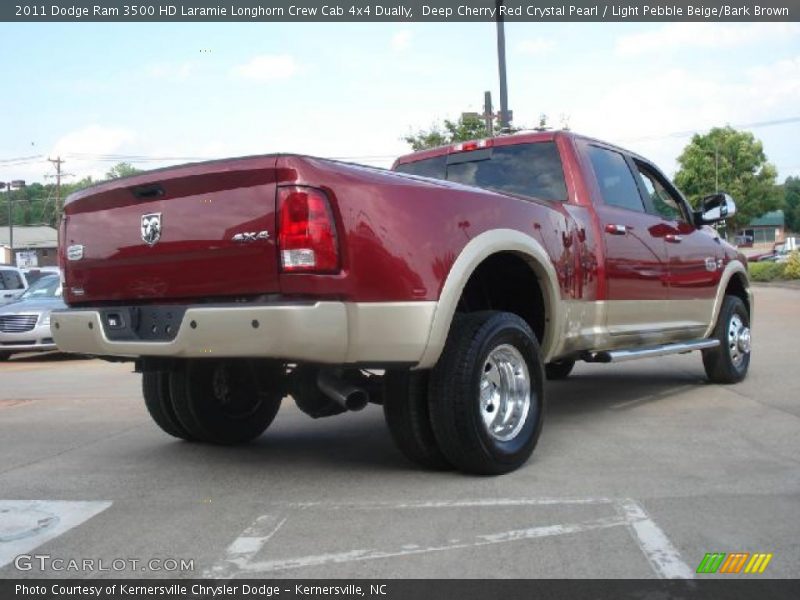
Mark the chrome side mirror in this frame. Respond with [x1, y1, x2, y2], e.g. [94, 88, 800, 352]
[696, 193, 736, 225]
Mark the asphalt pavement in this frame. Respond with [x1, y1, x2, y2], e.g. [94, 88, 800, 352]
[1, 286, 798, 579]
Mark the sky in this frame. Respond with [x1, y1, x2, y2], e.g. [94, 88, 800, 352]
[1, 21, 799, 186]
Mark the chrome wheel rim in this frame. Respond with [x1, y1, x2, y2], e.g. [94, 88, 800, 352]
[727, 314, 751, 368]
[479, 344, 531, 442]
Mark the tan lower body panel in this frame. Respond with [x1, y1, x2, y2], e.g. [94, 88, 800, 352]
[51, 301, 437, 364]
[555, 298, 715, 359]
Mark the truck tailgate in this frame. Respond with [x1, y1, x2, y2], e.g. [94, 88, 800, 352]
[62, 156, 286, 304]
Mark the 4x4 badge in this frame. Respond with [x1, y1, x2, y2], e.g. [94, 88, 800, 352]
[141, 213, 162, 246]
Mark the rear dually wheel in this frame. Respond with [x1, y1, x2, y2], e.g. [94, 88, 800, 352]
[169, 359, 283, 444]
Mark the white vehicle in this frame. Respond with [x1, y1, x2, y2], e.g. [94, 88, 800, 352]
[22, 266, 60, 285]
[0, 265, 29, 305]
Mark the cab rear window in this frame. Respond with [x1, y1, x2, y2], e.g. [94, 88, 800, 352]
[394, 142, 568, 202]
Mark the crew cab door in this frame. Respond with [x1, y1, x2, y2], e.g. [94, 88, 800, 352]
[631, 160, 721, 335]
[581, 142, 671, 337]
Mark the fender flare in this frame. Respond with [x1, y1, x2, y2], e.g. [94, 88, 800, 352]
[416, 228, 563, 369]
[703, 260, 752, 338]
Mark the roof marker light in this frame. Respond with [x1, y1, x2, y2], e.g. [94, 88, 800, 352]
[452, 139, 492, 153]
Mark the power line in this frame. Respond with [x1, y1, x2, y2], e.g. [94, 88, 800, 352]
[621, 115, 800, 143]
[62, 152, 400, 162]
[0, 154, 42, 164]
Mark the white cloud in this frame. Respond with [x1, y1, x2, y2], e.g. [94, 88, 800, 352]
[746, 55, 800, 110]
[51, 125, 136, 158]
[390, 30, 413, 52]
[516, 38, 555, 56]
[231, 54, 298, 82]
[147, 61, 196, 81]
[615, 23, 800, 57]
[43, 125, 137, 181]
[557, 53, 800, 176]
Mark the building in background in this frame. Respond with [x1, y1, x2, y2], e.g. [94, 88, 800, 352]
[737, 210, 786, 250]
[0, 226, 59, 267]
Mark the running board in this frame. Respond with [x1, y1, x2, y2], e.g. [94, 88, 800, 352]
[582, 339, 720, 364]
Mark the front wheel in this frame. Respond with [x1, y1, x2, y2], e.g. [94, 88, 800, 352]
[169, 359, 283, 444]
[428, 311, 545, 475]
[702, 295, 751, 384]
[0, 352, 11, 361]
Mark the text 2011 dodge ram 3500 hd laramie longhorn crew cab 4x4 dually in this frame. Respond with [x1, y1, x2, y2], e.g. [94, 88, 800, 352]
[51, 131, 753, 474]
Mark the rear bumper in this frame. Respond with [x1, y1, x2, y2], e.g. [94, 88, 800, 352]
[50, 301, 437, 365]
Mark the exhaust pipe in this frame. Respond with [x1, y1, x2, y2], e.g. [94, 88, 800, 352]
[317, 371, 369, 412]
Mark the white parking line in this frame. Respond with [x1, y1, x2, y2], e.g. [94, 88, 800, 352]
[235, 515, 627, 574]
[202, 514, 287, 578]
[206, 497, 693, 579]
[0, 500, 112, 569]
[616, 498, 695, 579]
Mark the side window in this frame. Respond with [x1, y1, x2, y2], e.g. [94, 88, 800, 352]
[635, 165, 686, 222]
[0, 269, 24, 290]
[586, 146, 644, 212]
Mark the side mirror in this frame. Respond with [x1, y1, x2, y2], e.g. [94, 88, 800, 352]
[695, 193, 736, 226]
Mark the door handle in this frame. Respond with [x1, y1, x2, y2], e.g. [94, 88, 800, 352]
[665, 234, 683, 243]
[605, 224, 629, 235]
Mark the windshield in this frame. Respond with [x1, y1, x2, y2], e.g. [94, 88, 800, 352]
[20, 275, 61, 299]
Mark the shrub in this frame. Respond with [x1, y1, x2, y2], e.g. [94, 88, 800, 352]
[783, 250, 800, 280]
[749, 261, 786, 282]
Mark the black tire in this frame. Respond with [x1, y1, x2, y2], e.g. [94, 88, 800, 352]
[291, 365, 347, 419]
[383, 370, 452, 470]
[703, 295, 751, 384]
[142, 371, 193, 440]
[545, 359, 575, 380]
[0, 352, 11, 361]
[169, 359, 283, 444]
[429, 311, 546, 475]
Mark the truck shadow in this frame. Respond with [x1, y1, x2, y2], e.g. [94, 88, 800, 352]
[139, 366, 712, 474]
[546, 368, 708, 418]
[3, 351, 90, 363]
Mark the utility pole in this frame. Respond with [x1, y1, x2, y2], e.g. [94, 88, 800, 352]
[483, 91, 494, 136]
[495, 0, 510, 132]
[5, 186, 10, 252]
[2, 180, 26, 257]
[47, 156, 65, 208]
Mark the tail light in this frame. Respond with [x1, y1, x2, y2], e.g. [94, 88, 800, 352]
[277, 186, 340, 273]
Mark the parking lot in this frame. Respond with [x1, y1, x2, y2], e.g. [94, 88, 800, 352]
[1, 285, 798, 579]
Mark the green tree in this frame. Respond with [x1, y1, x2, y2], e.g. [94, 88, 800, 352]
[403, 114, 490, 152]
[105, 162, 142, 179]
[674, 126, 780, 230]
[783, 176, 800, 233]
[1, 164, 135, 230]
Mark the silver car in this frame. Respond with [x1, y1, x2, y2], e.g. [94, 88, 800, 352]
[0, 274, 64, 361]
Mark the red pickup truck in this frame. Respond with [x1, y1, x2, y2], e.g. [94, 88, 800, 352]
[52, 131, 752, 475]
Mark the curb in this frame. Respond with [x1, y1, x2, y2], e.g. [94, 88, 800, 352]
[752, 281, 800, 290]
